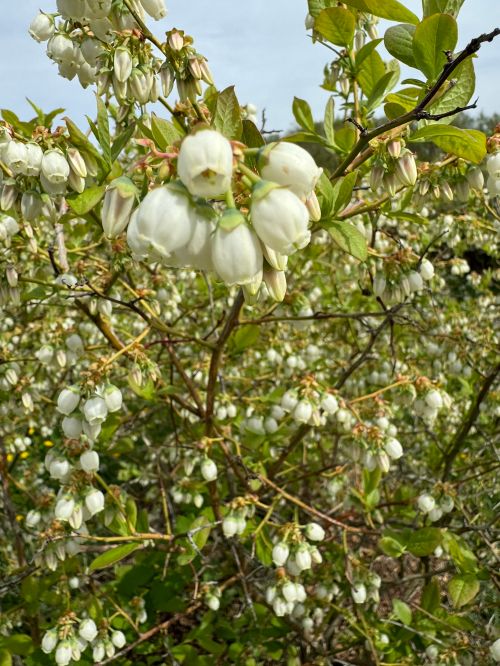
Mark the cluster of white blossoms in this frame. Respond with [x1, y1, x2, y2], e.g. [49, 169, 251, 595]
[30, 2, 216, 106]
[0, 127, 89, 197]
[42, 617, 126, 665]
[373, 257, 434, 305]
[486, 151, 500, 196]
[370, 140, 418, 196]
[417, 492, 454, 523]
[120, 129, 322, 302]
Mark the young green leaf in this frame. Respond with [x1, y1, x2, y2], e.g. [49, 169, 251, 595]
[89, 542, 141, 571]
[344, 0, 419, 24]
[409, 125, 486, 163]
[67, 185, 106, 216]
[448, 575, 480, 608]
[384, 24, 417, 68]
[213, 86, 242, 139]
[329, 222, 368, 261]
[314, 7, 356, 47]
[392, 599, 413, 624]
[407, 527, 442, 556]
[413, 13, 458, 80]
[292, 97, 315, 133]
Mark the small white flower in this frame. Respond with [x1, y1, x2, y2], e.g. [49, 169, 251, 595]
[139, 0, 167, 20]
[103, 385, 123, 412]
[272, 597, 288, 617]
[50, 458, 70, 480]
[200, 458, 217, 482]
[281, 390, 298, 411]
[294, 545, 312, 571]
[80, 450, 99, 473]
[114, 47, 133, 82]
[85, 489, 105, 516]
[206, 594, 220, 611]
[101, 177, 136, 238]
[83, 396, 108, 425]
[41, 629, 58, 654]
[384, 437, 403, 460]
[293, 400, 313, 423]
[305, 522, 325, 542]
[419, 258, 434, 281]
[282, 581, 298, 603]
[259, 142, 322, 198]
[111, 630, 126, 649]
[29, 12, 55, 42]
[417, 493, 435, 514]
[351, 582, 367, 604]
[26, 510, 41, 528]
[93, 642, 106, 662]
[41, 149, 70, 184]
[251, 184, 310, 255]
[272, 542, 289, 567]
[55, 497, 75, 521]
[62, 416, 83, 439]
[4, 141, 28, 175]
[425, 389, 443, 410]
[55, 640, 73, 666]
[321, 393, 338, 415]
[486, 153, 500, 176]
[25, 143, 44, 176]
[222, 515, 238, 538]
[79, 618, 98, 642]
[211, 219, 263, 287]
[177, 129, 233, 198]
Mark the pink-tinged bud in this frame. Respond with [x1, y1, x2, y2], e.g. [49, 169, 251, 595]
[387, 139, 401, 159]
[263, 267, 287, 302]
[29, 12, 55, 42]
[97, 71, 111, 96]
[383, 171, 398, 196]
[199, 59, 214, 85]
[305, 191, 321, 221]
[129, 68, 152, 104]
[66, 148, 87, 178]
[68, 170, 85, 193]
[159, 62, 174, 97]
[114, 47, 133, 83]
[188, 57, 202, 80]
[168, 30, 184, 51]
[395, 152, 417, 186]
[441, 181, 453, 201]
[369, 164, 384, 192]
[262, 244, 288, 271]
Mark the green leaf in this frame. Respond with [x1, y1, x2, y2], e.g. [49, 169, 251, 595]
[1, 110, 35, 135]
[67, 185, 106, 216]
[241, 119, 265, 168]
[110, 123, 136, 163]
[0, 649, 12, 666]
[445, 533, 478, 573]
[191, 515, 211, 551]
[329, 221, 367, 261]
[384, 24, 417, 68]
[307, 0, 336, 17]
[65, 117, 103, 165]
[379, 535, 406, 557]
[344, 0, 419, 24]
[96, 95, 111, 166]
[357, 49, 386, 98]
[366, 70, 399, 112]
[0, 636, 33, 657]
[334, 126, 357, 153]
[448, 575, 480, 608]
[292, 97, 315, 133]
[392, 599, 413, 625]
[407, 527, 442, 556]
[314, 7, 356, 47]
[413, 14, 458, 80]
[409, 125, 486, 163]
[151, 115, 182, 152]
[385, 87, 421, 114]
[421, 579, 440, 612]
[230, 325, 260, 353]
[423, 0, 465, 18]
[213, 86, 242, 140]
[89, 542, 141, 571]
[331, 170, 358, 215]
[423, 58, 475, 125]
[355, 39, 383, 69]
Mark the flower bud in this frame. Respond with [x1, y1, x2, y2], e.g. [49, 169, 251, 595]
[419, 258, 434, 281]
[199, 59, 214, 85]
[85, 488, 105, 516]
[102, 177, 137, 238]
[305, 522, 325, 542]
[272, 542, 289, 566]
[129, 68, 152, 104]
[159, 62, 174, 97]
[57, 386, 80, 415]
[408, 270, 423, 292]
[168, 30, 184, 51]
[1, 184, 18, 212]
[6, 264, 17, 287]
[66, 147, 87, 179]
[387, 139, 401, 159]
[62, 416, 83, 439]
[263, 268, 287, 302]
[41, 149, 70, 184]
[395, 152, 417, 186]
[111, 630, 126, 649]
[200, 457, 217, 481]
[47, 34, 74, 63]
[305, 190, 321, 221]
[425, 389, 443, 410]
[114, 47, 133, 83]
[177, 129, 233, 198]
[321, 393, 338, 415]
[293, 400, 313, 424]
[42, 629, 58, 654]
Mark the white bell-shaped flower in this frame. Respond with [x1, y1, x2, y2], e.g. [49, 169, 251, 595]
[127, 183, 195, 261]
[55, 497, 75, 521]
[305, 522, 325, 542]
[272, 542, 289, 566]
[384, 437, 403, 460]
[351, 583, 367, 604]
[177, 129, 233, 198]
[4, 141, 28, 175]
[83, 396, 108, 425]
[417, 493, 435, 514]
[55, 640, 72, 666]
[211, 211, 263, 286]
[29, 12, 55, 42]
[79, 618, 98, 642]
[294, 545, 312, 571]
[113, 47, 133, 82]
[259, 142, 322, 198]
[103, 385, 123, 412]
[111, 630, 126, 649]
[80, 450, 99, 473]
[139, 0, 167, 20]
[174, 204, 216, 271]
[62, 416, 83, 439]
[57, 386, 80, 415]
[25, 143, 43, 176]
[251, 182, 310, 255]
[41, 149, 70, 184]
[419, 258, 434, 281]
[85, 489, 105, 516]
[41, 629, 58, 654]
[86, 0, 113, 19]
[200, 457, 217, 482]
[47, 34, 74, 63]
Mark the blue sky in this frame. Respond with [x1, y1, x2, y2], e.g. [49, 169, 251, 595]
[1, 1, 499, 132]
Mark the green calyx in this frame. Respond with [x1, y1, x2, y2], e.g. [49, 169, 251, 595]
[251, 179, 281, 203]
[218, 207, 246, 231]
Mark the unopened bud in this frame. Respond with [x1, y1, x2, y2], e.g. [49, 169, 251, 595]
[6, 264, 17, 287]
[101, 176, 137, 238]
[387, 139, 401, 159]
[114, 47, 133, 83]
[168, 30, 184, 51]
[263, 268, 287, 302]
[395, 152, 417, 186]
